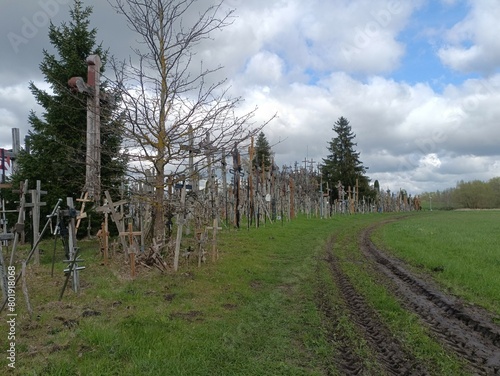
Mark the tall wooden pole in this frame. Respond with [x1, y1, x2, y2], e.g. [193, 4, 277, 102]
[173, 182, 187, 272]
[85, 55, 101, 202]
[232, 145, 241, 228]
[221, 149, 228, 225]
[69, 55, 101, 202]
[248, 138, 255, 226]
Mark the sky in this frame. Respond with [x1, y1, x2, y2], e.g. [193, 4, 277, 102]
[1, 0, 500, 194]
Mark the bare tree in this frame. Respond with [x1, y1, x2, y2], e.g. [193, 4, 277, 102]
[109, 0, 271, 240]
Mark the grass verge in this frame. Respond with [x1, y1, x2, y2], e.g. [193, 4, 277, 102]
[1, 217, 334, 375]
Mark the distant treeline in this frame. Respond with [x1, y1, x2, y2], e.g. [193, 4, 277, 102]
[421, 177, 500, 210]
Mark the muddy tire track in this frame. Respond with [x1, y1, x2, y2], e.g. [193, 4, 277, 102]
[315, 239, 366, 375]
[315, 273, 365, 375]
[361, 223, 500, 375]
[324, 238, 427, 376]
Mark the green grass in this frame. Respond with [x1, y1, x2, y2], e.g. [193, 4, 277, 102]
[372, 210, 500, 316]
[0, 217, 337, 375]
[1, 212, 491, 375]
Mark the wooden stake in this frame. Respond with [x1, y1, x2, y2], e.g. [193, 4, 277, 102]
[206, 218, 222, 262]
[21, 261, 32, 319]
[173, 182, 187, 272]
[10, 180, 28, 265]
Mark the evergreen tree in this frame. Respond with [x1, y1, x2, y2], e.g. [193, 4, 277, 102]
[321, 116, 373, 200]
[253, 131, 272, 170]
[14, 0, 126, 207]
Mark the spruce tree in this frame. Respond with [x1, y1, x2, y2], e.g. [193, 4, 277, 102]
[14, 0, 126, 207]
[321, 116, 372, 200]
[253, 131, 272, 171]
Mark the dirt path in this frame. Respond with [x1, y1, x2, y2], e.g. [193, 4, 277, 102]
[358, 221, 500, 375]
[322, 237, 427, 376]
[318, 218, 500, 375]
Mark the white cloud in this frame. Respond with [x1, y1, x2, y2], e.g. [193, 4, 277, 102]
[3, 0, 500, 195]
[243, 51, 285, 86]
[438, 0, 500, 74]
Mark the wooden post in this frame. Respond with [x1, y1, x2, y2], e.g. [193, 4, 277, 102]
[206, 218, 222, 262]
[221, 149, 228, 225]
[9, 180, 28, 265]
[68, 55, 101, 202]
[104, 213, 109, 263]
[173, 182, 187, 272]
[188, 125, 199, 193]
[97, 216, 109, 265]
[86, 55, 101, 201]
[248, 138, 255, 226]
[66, 197, 81, 293]
[21, 261, 32, 319]
[196, 229, 206, 267]
[289, 178, 295, 219]
[128, 222, 136, 278]
[232, 145, 241, 228]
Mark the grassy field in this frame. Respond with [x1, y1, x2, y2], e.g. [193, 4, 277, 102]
[0, 217, 338, 375]
[372, 210, 500, 317]
[1, 211, 495, 375]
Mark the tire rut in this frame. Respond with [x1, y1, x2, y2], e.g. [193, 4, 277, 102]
[360, 223, 500, 375]
[316, 238, 366, 375]
[325, 238, 427, 376]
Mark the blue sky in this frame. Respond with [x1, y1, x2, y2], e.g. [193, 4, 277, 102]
[1, 0, 500, 194]
[391, 0, 477, 89]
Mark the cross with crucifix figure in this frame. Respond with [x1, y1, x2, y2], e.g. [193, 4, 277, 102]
[68, 55, 103, 202]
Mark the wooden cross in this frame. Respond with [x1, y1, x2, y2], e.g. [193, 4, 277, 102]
[75, 191, 92, 232]
[69, 55, 102, 201]
[206, 218, 222, 262]
[96, 191, 128, 254]
[119, 222, 142, 278]
[25, 180, 47, 265]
